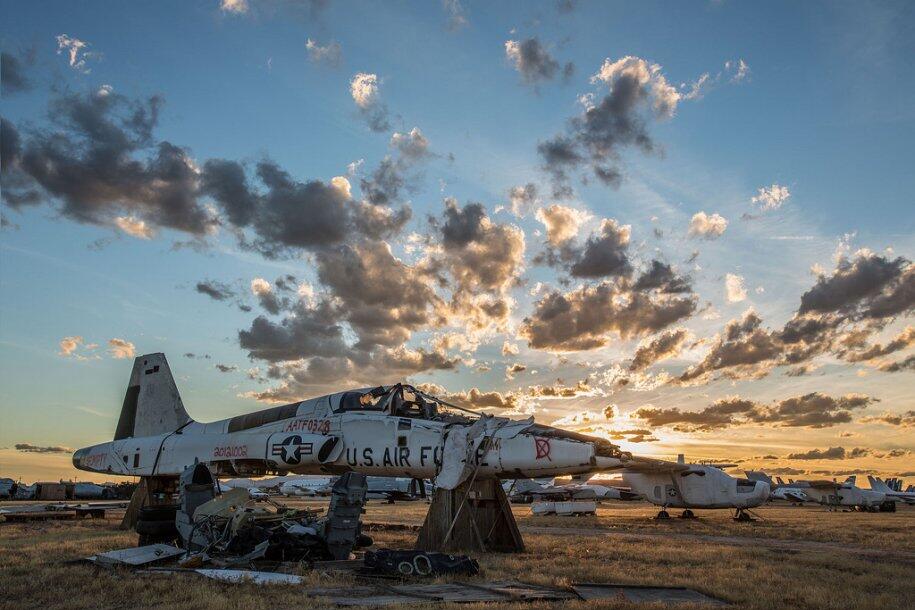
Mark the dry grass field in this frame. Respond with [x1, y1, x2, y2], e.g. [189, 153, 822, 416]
[1, 500, 913, 610]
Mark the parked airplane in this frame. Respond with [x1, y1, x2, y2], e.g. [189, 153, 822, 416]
[365, 476, 431, 502]
[279, 477, 335, 497]
[801, 477, 890, 511]
[73, 354, 644, 493]
[506, 478, 640, 503]
[745, 471, 809, 504]
[867, 476, 915, 505]
[618, 456, 770, 520]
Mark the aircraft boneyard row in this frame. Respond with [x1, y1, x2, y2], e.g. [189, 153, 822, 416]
[74, 353, 664, 489]
[69, 354, 913, 523]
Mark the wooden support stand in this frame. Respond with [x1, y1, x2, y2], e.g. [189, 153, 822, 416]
[415, 479, 524, 553]
[119, 476, 177, 531]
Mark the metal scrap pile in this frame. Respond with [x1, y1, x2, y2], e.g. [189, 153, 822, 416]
[174, 464, 372, 565]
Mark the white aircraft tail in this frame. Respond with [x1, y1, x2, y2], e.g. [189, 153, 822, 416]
[113, 353, 193, 440]
[868, 475, 892, 493]
[744, 471, 773, 486]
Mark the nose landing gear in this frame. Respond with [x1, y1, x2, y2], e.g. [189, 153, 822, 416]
[655, 508, 671, 520]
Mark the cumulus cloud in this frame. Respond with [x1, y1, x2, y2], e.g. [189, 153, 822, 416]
[798, 252, 913, 320]
[688, 212, 728, 239]
[250, 277, 282, 314]
[630, 328, 689, 371]
[786, 446, 866, 460]
[350, 72, 390, 132]
[219, 0, 249, 14]
[15, 443, 73, 454]
[677, 310, 784, 383]
[535, 204, 588, 246]
[679, 253, 913, 384]
[115, 216, 155, 239]
[215, 364, 238, 373]
[505, 37, 572, 87]
[633, 261, 692, 294]
[507, 183, 538, 217]
[59, 336, 84, 357]
[108, 338, 135, 359]
[3, 89, 214, 235]
[726, 273, 747, 303]
[634, 392, 876, 431]
[306, 38, 342, 67]
[843, 326, 914, 362]
[431, 198, 525, 336]
[1, 49, 35, 95]
[567, 218, 632, 278]
[317, 241, 444, 348]
[203, 158, 407, 257]
[501, 341, 520, 356]
[752, 184, 790, 211]
[56, 34, 96, 73]
[879, 355, 915, 372]
[861, 410, 915, 427]
[520, 279, 697, 352]
[538, 56, 680, 192]
[505, 362, 527, 379]
[727, 59, 750, 83]
[390, 128, 431, 161]
[196, 279, 236, 301]
[527, 379, 596, 399]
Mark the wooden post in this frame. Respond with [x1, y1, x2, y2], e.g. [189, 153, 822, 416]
[119, 476, 177, 531]
[119, 477, 148, 530]
[415, 479, 524, 553]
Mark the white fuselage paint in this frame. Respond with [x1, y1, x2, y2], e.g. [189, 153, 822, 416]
[74, 390, 621, 481]
[803, 485, 886, 508]
[621, 466, 770, 510]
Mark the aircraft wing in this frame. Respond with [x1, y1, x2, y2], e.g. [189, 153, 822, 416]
[610, 456, 692, 474]
[783, 491, 808, 503]
[804, 479, 842, 490]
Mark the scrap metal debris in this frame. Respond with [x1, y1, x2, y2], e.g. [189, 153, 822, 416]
[142, 573, 726, 607]
[174, 464, 371, 565]
[87, 543, 185, 568]
[571, 583, 728, 605]
[363, 549, 479, 577]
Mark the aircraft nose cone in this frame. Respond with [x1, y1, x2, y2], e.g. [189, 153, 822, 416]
[755, 481, 771, 504]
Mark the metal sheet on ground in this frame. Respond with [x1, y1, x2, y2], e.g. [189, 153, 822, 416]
[195, 569, 304, 585]
[572, 583, 728, 605]
[89, 544, 185, 567]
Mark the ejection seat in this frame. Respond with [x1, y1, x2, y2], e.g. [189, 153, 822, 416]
[174, 462, 217, 549]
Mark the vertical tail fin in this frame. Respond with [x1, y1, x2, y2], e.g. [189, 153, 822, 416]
[114, 353, 193, 439]
[868, 476, 892, 493]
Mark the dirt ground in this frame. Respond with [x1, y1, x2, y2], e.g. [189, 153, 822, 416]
[1, 500, 913, 610]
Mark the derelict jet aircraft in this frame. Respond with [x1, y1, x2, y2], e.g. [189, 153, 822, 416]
[617, 456, 770, 520]
[867, 476, 915, 505]
[74, 353, 649, 492]
[800, 477, 890, 511]
[745, 471, 810, 504]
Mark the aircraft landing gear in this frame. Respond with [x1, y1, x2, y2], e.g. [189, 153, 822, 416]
[733, 508, 755, 522]
[656, 509, 671, 520]
[680, 509, 696, 519]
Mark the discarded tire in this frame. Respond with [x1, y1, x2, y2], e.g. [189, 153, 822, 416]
[135, 519, 178, 537]
[138, 505, 179, 522]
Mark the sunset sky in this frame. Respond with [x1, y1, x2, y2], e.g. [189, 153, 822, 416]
[1, 0, 913, 484]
